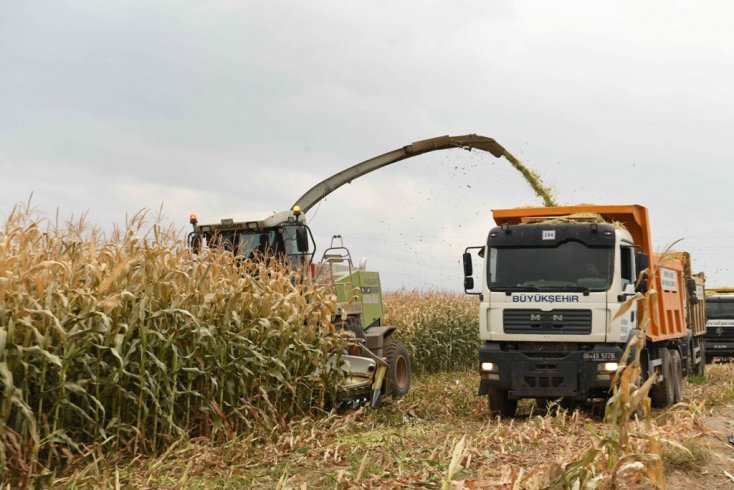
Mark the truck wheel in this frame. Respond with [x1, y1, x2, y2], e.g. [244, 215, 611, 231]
[384, 340, 411, 397]
[671, 349, 683, 404]
[488, 387, 517, 417]
[650, 348, 674, 408]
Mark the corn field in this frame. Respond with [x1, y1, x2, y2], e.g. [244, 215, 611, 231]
[0, 206, 345, 484]
[384, 290, 479, 374]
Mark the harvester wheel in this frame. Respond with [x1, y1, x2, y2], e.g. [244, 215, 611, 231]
[650, 348, 675, 408]
[488, 387, 517, 417]
[383, 340, 411, 397]
[671, 349, 683, 404]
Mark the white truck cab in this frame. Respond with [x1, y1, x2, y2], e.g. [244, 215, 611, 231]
[465, 205, 705, 416]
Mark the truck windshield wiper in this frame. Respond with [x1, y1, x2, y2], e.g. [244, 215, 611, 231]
[493, 286, 540, 292]
[541, 286, 590, 293]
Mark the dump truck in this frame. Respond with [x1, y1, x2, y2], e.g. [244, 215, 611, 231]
[462, 204, 707, 416]
[704, 288, 734, 361]
[187, 135, 513, 407]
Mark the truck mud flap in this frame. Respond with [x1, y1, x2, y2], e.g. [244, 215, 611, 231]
[509, 359, 579, 398]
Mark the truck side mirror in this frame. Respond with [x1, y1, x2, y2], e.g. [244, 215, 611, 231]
[463, 246, 484, 296]
[462, 252, 473, 277]
[296, 226, 309, 252]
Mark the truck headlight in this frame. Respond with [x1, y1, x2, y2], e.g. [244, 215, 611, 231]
[600, 362, 619, 372]
[481, 362, 495, 372]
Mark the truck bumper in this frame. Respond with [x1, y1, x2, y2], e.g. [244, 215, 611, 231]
[704, 339, 734, 358]
[478, 343, 624, 400]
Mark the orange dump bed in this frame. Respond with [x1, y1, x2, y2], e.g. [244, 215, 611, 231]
[492, 204, 688, 342]
[666, 251, 706, 337]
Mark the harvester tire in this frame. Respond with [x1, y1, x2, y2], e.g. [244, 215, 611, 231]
[650, 348, 675, 408]
[488, 387, 517, 417]
[384, 340, 411, 397]
[671, 349, 683, 404]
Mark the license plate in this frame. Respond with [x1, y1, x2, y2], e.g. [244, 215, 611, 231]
[582, 352, 617, 361]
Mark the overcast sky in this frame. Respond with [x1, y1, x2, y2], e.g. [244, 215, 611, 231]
[2, 1, 733, 290]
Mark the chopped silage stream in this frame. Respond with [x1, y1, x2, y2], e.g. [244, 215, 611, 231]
[499, 148, 557, 207]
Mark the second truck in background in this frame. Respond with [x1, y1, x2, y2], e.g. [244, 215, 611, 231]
[462, 204, 706, 416]
[704, 288, 734, 361]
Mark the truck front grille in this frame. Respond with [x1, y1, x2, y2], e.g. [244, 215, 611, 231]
[705, 327, 734, 340]
[503, 309, 592, 335]
[524, 375, 565, 389]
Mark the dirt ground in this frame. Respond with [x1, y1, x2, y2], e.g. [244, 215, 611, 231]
[665, 402, 734, 489]
[57, 363, 734, 489]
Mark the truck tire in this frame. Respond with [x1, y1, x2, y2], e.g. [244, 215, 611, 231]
[488, 387, 517, 417]
[650, 348, 675, 408]
[671, 349, 683, 404]
[383, 339, 411, 397]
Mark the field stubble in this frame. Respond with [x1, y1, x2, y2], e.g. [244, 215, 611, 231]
[53, 363, 734, 489]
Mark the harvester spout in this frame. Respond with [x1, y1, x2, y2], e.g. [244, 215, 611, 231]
[292, 134, 510, 214]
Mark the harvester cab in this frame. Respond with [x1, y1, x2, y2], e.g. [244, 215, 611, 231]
[187, 209, 315, 277]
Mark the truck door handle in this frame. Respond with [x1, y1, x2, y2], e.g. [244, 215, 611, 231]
[617, 293, 636, 302]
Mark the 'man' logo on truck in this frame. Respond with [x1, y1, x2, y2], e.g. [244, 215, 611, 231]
[530, 313, 564, 322]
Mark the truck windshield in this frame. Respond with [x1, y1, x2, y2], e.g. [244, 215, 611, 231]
[488, 241, 613, 292]
[706, 299, 734, 319]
